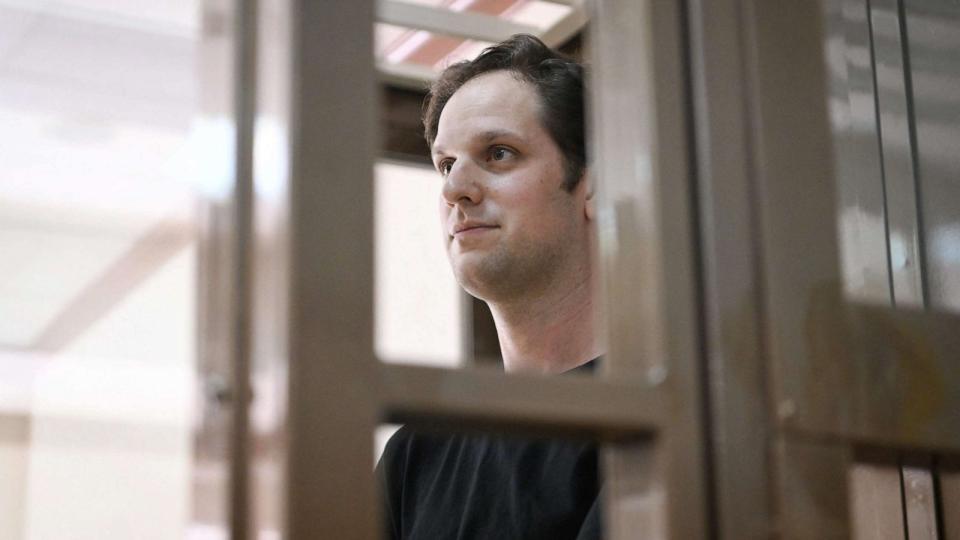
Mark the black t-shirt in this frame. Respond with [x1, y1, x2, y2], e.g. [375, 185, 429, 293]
[376, 363, 602, 540]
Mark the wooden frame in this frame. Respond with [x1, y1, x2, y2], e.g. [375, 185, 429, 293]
[214, 0, 960, 538]
[268, 0, 704, 538]
[692, 0, 959, 537]
[587, 0, 709, 537]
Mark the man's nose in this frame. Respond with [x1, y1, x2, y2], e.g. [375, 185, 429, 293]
[441, 160, 483, 206]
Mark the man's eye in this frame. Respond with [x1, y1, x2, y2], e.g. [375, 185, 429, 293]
[490, 146, 514, 161]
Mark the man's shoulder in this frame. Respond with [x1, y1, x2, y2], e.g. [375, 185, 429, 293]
[379, 425, 415, 473]
[379, 425, 471, 472]
[382, 424, 456, 454]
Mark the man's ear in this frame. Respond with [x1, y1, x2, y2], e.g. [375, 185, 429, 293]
[581, 171, 596, 221]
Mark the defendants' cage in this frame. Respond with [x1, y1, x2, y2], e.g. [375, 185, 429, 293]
[201, 0, 960, 538]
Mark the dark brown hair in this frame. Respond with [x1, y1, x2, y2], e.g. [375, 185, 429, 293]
[422, 34, 585, 191]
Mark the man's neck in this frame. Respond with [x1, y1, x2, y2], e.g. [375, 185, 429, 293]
[487, 270, 604, 374]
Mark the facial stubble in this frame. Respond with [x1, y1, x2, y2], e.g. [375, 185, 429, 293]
[449, 220, 579, 305]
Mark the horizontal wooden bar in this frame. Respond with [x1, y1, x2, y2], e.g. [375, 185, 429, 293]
[537, 1, 587, 48]
[377, 61, 436, 89]
[378, 363, 663, 441]
[377, 1, 538, 43]
[536, 0, 582, 6]
[786, 300, 960, 452]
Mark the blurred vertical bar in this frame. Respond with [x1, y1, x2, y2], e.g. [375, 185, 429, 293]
[250, 0, 293, 536]
[741, 0, 852, 537]
[285, 0, 380, 538]
[687, 0, 772, 536]
[903, 0, 960, 535]
[588, 0, 709, 537]
[900, 0, 960, 540]
[871, 0, 925, 307]
[196, 0, 238, 536]
[229, 0, 257, 537]
[825, 0, 908, 535]
[902, 0, 960, 314]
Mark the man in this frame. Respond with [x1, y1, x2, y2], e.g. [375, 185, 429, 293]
[377, 34, 603, 539]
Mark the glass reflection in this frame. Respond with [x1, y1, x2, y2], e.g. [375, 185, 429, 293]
[0, 1, 224, 538]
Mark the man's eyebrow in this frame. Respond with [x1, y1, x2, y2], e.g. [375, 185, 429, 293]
[478, 129, 524, 143]
[433, 129, 525, 159]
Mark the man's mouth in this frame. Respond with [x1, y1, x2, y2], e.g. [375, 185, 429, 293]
[454, 226, 497, 238]
[451, 222, 499, 236]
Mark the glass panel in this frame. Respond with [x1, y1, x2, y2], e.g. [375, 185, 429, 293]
[825, 0, 894, 305]
[904, 0, 960, 312]
[0, 1, 230, 538]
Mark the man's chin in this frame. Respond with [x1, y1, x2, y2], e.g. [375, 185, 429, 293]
[451, 255, 495, 297]
[451, 254, 521, 302]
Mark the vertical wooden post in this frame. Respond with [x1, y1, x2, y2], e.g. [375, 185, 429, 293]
[285, 1, 380, 538]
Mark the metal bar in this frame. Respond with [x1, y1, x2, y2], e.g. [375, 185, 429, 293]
[285, 0, 380, 538]
[376, 0, 537, 43]
[379, 363, 663, 440]
[229, 0, 258, 538]
[870, 0, 925, 307]
[248, 0, 294, 535]
[686, 0, 772, 536]
[195, 0, 244, 534]
[588, 0, 709, 537]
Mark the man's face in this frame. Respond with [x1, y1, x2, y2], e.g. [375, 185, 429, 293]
[432, 70, 590, 302]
